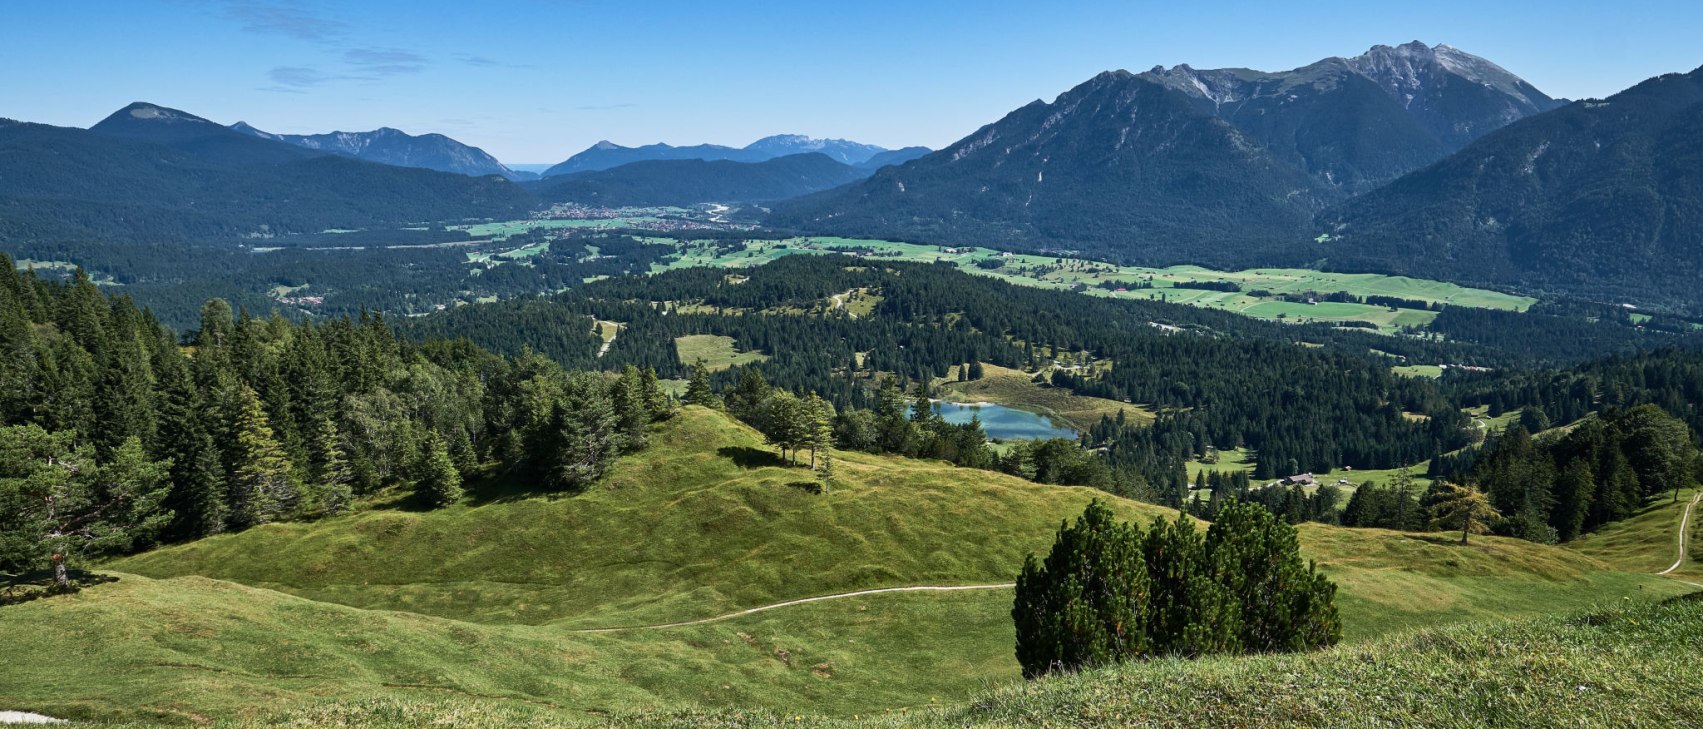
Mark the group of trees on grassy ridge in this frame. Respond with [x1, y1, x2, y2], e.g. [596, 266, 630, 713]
[1013, 500, 1340, 678]
[686, 366, 1128, 493]
[1465, 407, 1699, 543]
[1449, 349, 1703, 442]
[0, 262, 668, 588]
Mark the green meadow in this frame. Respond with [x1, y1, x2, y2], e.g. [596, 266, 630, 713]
[0, 408, 1683, 723]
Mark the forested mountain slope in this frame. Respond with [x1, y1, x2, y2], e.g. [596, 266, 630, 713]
[1322, 66, 1703, 309]
[231, 122, 524, 179]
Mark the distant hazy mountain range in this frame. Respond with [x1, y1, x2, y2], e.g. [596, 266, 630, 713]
[770, 42, 1564, 263]
[543, 136, 930, 176]
[532, 153, 873, 207]
[230, 122, 529, 180]
[0, 102, 531, 245]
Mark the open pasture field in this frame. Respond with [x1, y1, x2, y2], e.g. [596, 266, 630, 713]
[676, 334, 769, 371]
[649, 237, 1532, 334]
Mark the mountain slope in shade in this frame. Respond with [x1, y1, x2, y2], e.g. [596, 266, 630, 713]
[1322, 66, 1703, 309]
[856, 146, 932, 171]
[770, 71, 1331, 262]
[543, 136, 924, 176]
[534, 153, 868, 206]
[768, 42, 1559, 263]
[92, 102, 313, 166]
[231, 122, 525, 179]
[0, 103, 533, 245]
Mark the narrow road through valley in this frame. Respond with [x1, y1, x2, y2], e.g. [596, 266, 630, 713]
[569, 583, 1014, 633]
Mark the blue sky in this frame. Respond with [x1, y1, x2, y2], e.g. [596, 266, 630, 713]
[5, 0, 1701, 163]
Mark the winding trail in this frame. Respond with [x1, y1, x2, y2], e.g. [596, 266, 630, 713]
[569, 583, 1014, 633]
[1657, 490, 1700, 585]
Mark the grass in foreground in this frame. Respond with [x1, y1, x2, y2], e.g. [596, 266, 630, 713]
[51, 594, 1703, 727]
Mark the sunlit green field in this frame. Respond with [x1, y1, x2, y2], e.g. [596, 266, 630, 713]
[676, 334, 769, 371]
[648, 237, 1533, 333]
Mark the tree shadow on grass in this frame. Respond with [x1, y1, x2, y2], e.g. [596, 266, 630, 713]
[719, 446, 788, 470]
[786, 480, 824, 495]
[2, 569, 118, 606]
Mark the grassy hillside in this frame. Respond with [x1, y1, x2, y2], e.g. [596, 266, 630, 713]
[0, 573, 1019, 722]
[31, 592, 1703, 727]
[23, 407, 1679, 722]
[115, 408, 1681, 631]
[1570, 488, 1702, 584]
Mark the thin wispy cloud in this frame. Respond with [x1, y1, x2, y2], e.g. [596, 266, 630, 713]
[218, 0, 344, 42]
[343, 48, 428, 76]
[575, 103, 638, 111]
[457, 54, 534, 69]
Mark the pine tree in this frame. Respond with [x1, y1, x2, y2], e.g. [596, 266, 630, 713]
[416, 433, 463, 509]
[1206, 500, 1341, 653]
[227, 385, 298, 528]
[1143, 514, 1236, 656]
[0, 427, 171, 590]
[1012, 500, 1150, 678]
[683, 359, 719, 408]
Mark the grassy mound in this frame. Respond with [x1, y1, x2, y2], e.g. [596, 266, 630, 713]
[0, 573, 1017, 722]
[115, 407, 1170, 627]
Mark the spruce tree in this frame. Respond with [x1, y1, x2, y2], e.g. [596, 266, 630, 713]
[416, 433, 463, 509]
[309, 416, 353, 516]
[683, 359, 719, 408]
[227, 385, 299, 528]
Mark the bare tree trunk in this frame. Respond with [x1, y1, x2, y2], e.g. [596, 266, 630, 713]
[52, 553, 69, 590]
[1461, 519, 1470, 546]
